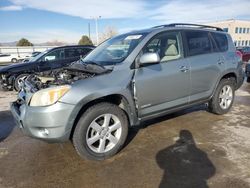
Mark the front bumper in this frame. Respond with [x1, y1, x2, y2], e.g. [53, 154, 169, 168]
[10, 101, 75, 142]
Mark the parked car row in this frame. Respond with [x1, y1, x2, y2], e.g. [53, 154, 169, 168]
[6, 23, 245, 161]
[236, 47, 250, 82]
[22, 51, 41, 63]
[0, 53, 22, 63]
[237, 46, 250, 63]
[0, 45, 95, 91]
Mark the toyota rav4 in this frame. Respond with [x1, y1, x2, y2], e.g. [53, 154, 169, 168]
[11, 24, 244, 160]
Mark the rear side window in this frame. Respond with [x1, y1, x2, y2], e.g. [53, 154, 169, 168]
[211, 33, 228, 52]
[185, 31, 212, 56]
[76, 48, 92, 56]
[65, 48, 77, 58]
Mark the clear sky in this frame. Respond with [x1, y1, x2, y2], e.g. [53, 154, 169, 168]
[1, 0, 250, 43]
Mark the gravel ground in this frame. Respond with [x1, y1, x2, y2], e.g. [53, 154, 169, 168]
[0, 83, 250, 188]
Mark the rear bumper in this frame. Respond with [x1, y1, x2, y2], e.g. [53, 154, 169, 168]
[10, 101, 75, 142]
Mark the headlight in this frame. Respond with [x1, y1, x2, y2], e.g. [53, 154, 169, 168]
[30, 85, 71, 107]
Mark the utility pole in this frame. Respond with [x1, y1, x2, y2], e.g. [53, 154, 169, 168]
[88, 22, 91, 39]
[94, 16, 101, 45]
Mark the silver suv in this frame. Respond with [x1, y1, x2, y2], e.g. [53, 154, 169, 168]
[11, 24, 244, 160]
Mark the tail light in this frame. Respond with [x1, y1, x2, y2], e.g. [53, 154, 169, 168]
[236, 50, 242, 60]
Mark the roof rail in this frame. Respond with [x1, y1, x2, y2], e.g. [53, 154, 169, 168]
[152, 23, 223, 31]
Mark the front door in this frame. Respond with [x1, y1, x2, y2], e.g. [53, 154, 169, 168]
[184, 31, 226, 102]
[38, 48, 65, 72]
[134, 31, 191, 118]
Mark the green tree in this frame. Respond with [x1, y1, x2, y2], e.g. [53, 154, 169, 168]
[16, 38, 33, 46]
[78, 35, 93, 45]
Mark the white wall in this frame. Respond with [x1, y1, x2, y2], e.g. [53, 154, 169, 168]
[0, 46, 56, 57]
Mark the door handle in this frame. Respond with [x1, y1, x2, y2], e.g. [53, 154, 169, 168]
[180, 66, 189, 72]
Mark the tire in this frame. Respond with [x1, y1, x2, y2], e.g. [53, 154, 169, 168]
[208, 78, 235, 115]
[247, 77, 250, 83]
[73, 102, 129, 160]
[14, 74, 29, 91]
[11, 58, 18, 63]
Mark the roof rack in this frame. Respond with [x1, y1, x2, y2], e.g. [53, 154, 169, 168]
[152, 23, 223, 31]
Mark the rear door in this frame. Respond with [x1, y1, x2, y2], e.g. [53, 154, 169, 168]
[134, 31, 191, 118]
[64, 48, 80, 65]
[184, 30, 225, 102]
[78, 47, 93, 58]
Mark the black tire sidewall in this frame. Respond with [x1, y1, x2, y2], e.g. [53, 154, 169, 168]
[73, 103, 129, 160]
[11, 58, 17, 63]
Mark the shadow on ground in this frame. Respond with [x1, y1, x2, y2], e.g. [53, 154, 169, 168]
[156, 130, 216, 188]
[0, 111, 15, 142]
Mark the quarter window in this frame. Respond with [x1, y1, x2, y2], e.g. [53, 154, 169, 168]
[211, 32, 228, 52]
[185, 31, 212, 56]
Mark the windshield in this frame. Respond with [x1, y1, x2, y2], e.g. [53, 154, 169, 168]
[83, 33, 146, 66]
[29, 49, 49, 62]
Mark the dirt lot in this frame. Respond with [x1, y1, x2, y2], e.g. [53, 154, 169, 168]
[0, 83, 250, 188]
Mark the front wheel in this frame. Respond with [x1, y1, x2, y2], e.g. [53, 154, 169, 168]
[73, 102, 129, 160]
[208, 78, 235, 115]
[14, 74, 29, 91]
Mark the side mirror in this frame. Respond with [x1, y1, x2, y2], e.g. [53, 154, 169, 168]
[139, 52, 160, 66]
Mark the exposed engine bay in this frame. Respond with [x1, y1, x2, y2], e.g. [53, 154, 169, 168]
[23, 60, 111, 92]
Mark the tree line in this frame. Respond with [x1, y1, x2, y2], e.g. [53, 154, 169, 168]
[16, 26, 118, 46]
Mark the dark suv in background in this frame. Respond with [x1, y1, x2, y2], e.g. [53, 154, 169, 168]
[0, 45, 95, 91]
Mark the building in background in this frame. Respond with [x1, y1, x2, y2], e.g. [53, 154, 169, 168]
[208, 19, 250, 47]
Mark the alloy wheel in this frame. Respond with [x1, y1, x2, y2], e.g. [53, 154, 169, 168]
[86, 114, 122, 153]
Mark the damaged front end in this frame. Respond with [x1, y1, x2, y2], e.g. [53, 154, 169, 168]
[22, 60, 111, 92]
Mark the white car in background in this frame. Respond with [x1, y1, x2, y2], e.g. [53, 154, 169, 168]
[0, 53, 21, 63]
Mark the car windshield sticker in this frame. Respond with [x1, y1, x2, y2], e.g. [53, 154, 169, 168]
[125, 35, 142, 40]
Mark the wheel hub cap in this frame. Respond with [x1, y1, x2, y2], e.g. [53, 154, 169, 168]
[219, 85, 233, 110]
[86, 114, 122, 153]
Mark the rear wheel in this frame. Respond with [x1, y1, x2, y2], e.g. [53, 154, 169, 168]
[11, 58, 18, 63]
[14, 74, 29, 91]
[208, 78, 235, 115]
[73, 102, 129, 160]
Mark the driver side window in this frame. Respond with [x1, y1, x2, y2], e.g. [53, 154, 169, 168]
[42, 49, 65, 62]
[143, 32, 182, 63]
